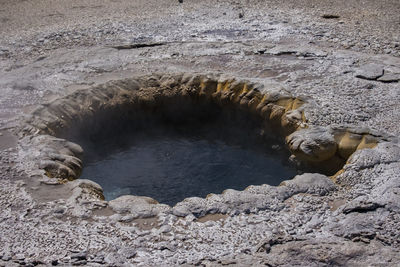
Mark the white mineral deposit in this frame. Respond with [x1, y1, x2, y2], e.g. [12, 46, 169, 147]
[0, 0, 399, 266]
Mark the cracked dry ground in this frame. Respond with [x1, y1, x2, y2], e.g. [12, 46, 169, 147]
[1, 0, 400, 266]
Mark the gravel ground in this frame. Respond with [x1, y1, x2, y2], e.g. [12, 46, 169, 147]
[0, 0, 400, 266]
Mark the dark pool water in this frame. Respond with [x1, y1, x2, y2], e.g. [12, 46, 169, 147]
[81, 133, 298, 206]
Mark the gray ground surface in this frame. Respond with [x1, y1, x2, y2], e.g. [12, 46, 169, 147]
[0, 0, 400, 266]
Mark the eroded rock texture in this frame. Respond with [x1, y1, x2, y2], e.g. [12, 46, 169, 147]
[3, 73, 397, 266]
[1, 0, 400, 265]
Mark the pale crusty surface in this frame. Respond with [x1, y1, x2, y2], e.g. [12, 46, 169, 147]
[0, 0, 400, 266]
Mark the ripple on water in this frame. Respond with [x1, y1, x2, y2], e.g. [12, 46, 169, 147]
[81, 133, 298, 206]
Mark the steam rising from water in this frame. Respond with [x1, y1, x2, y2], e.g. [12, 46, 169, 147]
[75, 98, 300, 205]
[81, 130, 297, 205]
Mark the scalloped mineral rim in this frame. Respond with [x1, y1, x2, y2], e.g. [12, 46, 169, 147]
[17, 73, 395, 218]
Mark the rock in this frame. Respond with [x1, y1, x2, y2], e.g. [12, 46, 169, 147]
[157, 242, 177, 252]
[53, 206, 66, 214]
[204, 221, 215, 227]
[118, 248, 137, 259]
[341, 198, 383, 214]
[255, 233, 292, 253]
[267, 44, 328, 57]
[377, 71, 400, 83]
[260, 239, 400, 266]
[104, 253, 125, 265]
[71, 259, 87, 265]
[281, 173, 337, 196]
[322, 14, 340, 19]
[119, 214, 134, 223]
[2, 262, 19, 267]
[172, 197, 208, 217]
[70, 252, 87, 261]
[12, 82, 36, 91]
[2, 254, 12, 261]
[29, 259, 44, 266]
[67, 179, 105, 203]
[330, 211, 384, 240]
[19, 135, 84, 180]
[355, 64, 384, 80]
[108, 195, 170, 218]
[14, 253, 25, 260]
[158, 225, 172, 233]
[346, 142, 400, 171]
[363, 83, 375, 89]
[286, 126, 337, 162]
[110, 195, 158, 208]
[91, 254, 105, 264]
